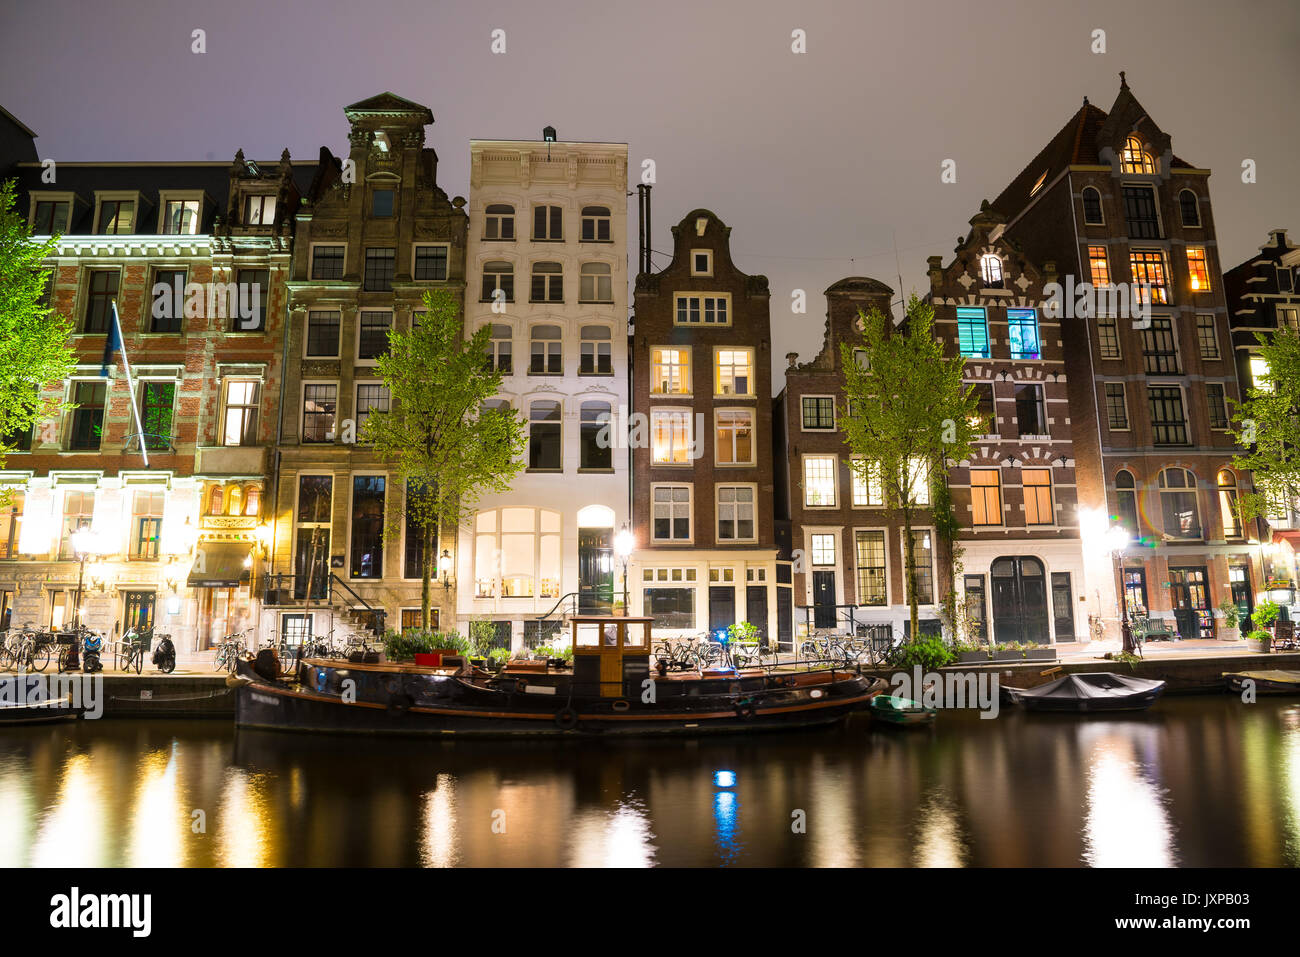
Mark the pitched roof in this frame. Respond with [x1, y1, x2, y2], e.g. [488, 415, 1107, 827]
[343, 92, 433, 124]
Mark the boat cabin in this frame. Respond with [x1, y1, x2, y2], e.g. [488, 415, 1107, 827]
[571, 616, 653, 697]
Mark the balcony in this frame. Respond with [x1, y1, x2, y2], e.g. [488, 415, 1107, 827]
[196, 445, 268, 476]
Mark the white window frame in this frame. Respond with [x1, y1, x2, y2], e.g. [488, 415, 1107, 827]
[803, 454, 837, 509]
[354, 381, 391, 441]
[714, 346, 754, 397]
[303, 309, 342, 359]
[346, 471, 388, 581]
[221, 378, 261, 447]
[309, 242, 347, 280]
[714, 408, 755, 467]
[300, 380, 339, 444]
[800, 394, 836, 431]
[650, 482, 693, 544]
[356, 308, 394, 366]
[901, 526, 937, 607]
[156, 190, 205, 235]
[850, 457, 884, 508]
[1081, 185, 1105, 226]
[715, 483, 758, 544]
[674, 292, 732, 327]
[411, 242, 451, 282]
[809, 531, 837, 567]
[853, 527, 890, 607]
[650, 346, 692, 396]
[690, 249, 713, 277]
[650, 408, 694, 466]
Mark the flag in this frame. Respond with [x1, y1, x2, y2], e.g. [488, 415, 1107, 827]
[104, 300, 149, 466]
[100, 302, 122, 377]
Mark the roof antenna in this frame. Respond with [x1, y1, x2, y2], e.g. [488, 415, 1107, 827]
[893, 229, 906, 316]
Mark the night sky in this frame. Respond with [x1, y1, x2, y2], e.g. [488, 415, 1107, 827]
[3, 0, 1297, 377]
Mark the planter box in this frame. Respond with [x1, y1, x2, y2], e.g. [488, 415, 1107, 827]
[957, 651, 993, 663]
[990, 648, 1058, 662]
[413, 652, 442, 668]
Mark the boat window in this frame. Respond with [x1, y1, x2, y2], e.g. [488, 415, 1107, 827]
[603, 623, 618, 646]
[624, 622, 647, 647]
[576, 623, 599, 647]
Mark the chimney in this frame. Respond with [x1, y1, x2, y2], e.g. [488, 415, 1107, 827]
[543, 125, 556, 142]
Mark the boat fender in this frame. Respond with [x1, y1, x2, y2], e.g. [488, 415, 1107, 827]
[515, 678, 529, 694]
[611, 699, 630, 712]
[734, 699, 756, 719]
[314, 668, 328, 693]
[555, 707, 579, 730]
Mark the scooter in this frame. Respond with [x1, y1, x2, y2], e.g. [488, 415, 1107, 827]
[82, 632, 103, 674]
[151, 632, 176, 674]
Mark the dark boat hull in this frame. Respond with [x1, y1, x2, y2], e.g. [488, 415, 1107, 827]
[234, 660, 885, 737]
[0, 697, 83, 725]
[1223, 670, 1300, 695]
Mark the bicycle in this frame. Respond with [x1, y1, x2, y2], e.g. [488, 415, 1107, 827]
[114, 629, 147, 674]
[214, 629, 251, 674]
[10, 630, 49, 672]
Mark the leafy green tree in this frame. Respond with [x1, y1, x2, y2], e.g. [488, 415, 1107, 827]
[839, 295, 978, 641]
[1230, 327, 1300, 528]
[361, 288, 526, 627]
[0, 178, 76, 476]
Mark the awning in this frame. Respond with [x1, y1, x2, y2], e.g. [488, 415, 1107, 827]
[188, 543, 252, 587]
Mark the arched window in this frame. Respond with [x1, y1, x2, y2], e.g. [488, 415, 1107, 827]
[580, 325, 612, 374]
[1217, 470, 1241, 539]
[481, 261, 514, 302]
[579, 262, 612, 302]
[580, 401, 612, 469]
[244, 485, 260, 518]
[581, 206, 611, 242]
[1157, 468, 1201, 540]
[484, 323, 512, 373]
[530, 261, 563, 302]
[979, 254, 1004, 288]
[484, 204, 515, 241]
[207, 485, 225, 515]
[1115, 469, 1138, 536]
[228, 485, 244, 518]
[1121, 135, 1156, 174]
[529, 324, 562, 374]
[1178, 189, 1201, 227]
[1082, 186, 1104, 225]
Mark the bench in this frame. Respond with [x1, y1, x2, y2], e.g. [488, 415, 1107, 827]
[1133, 616, 1176, 641]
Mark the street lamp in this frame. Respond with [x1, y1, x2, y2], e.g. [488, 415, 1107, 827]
[70, 523, 96, 631]
[439, 549, 453, 590]
[614, 526, 635, 611]
[1102, 524, 1135, 654]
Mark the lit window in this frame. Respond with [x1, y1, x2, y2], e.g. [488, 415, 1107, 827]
[130, 489, 164, 560]
[956, 307, 989, 358]
[1249, 356, 1271, 391]
[1186, 247, 1211, 292]
[803, 456, 836, 507]
[1007, 308, 1041, 360]
[979, 254, 1004, 288]
[1088, 246, 1110, 285]
[302, 384, 337, 443]
[163, 200, 200, 235]
[1157, 468, 1201, 540]
[905, 457, 931, 505]
[224, 381, 259, 446]
[1130, 249, 1169, 304]
[243, 194, 275, 226]
[715, 349, 753, 395]
[715, 409, 754, 465]
[855, 530, 886, 605]
[970, 469, 1002, 526]
[810, 533, 836, 566]
[1217, 470, 1241, 539]
[1120, 135, 1156, 174]
[651, 410, 693, 465]
[851, 459, 883, 506]
[1023, 469, 1053, 525]
[651, 347, 690, 394]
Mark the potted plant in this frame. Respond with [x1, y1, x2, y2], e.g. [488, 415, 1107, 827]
[467, 619, 498, 668]
[611, 599, 626, 617]
[953, 639, 992, 663]
[486, 647, 510, 673]
[1251, 597, 1282, 653]
[1217, 599, 1241, 640]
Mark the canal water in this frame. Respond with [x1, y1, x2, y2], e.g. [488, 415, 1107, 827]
[2, 695, 1297, 867]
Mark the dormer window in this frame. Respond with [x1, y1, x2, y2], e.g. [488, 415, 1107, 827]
[97, 198, 135, 234]
[1120, 135, 1156, 174]
[31, 197, 71, 234]
[158, 192, 203, 235]
[979, 254, 1004, 288]
[244, 194, 276, 226]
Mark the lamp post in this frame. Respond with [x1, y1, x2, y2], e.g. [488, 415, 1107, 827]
[614, 526, 635, 611]
[70, 523, 96, 631]
[439, 549, 453, 591]
[1103, 524, 1135, 654]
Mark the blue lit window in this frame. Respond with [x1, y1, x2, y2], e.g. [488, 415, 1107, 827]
[1007, 308, 1041, 360]
[956, 307, 989, 358]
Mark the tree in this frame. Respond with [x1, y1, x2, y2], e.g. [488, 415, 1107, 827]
[839, 295, 978, 642]
[1230, 326, 1300, 528]
[0, 178, 76, 475]
[361, 288, 527, 628]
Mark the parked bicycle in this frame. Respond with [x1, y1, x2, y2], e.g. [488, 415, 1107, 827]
[114, 628, 149, 674]
[8, 629, 50, 672]
[214, 629, 251, 674]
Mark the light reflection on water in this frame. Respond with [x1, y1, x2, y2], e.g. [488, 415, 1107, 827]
[0, 695, 1296, 867]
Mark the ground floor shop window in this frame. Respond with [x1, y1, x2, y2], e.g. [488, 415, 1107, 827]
[645, 587, 694, 630]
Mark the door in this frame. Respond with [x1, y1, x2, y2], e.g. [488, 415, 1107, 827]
[746, 585, 768, 641]
[122, 591, 156, 634]
[1229, 564, 1253, 632]
[708, 586, 735, 635]
[812, 571, 836, 629]
[776, 585, 793, 651]
[990, 557, 1051, 645]
[1051, 572, 1077, 642]
[963, 575, 987, 644]
[1169, 566, 1212, 639]
[577, 527, 613, 613]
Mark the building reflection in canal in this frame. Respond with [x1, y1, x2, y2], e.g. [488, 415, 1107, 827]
[0, 698, 1297, 867]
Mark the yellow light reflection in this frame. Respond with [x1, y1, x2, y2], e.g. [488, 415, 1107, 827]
[419, 773, 458, 868]
[127, 749, 182, 867]
[32, 753, 109, 867]
[568, 803, 655, 868]
[215, 770, 273, 867]
[913, 792, 967, 868]
[0, 771, 33, 867]
[1083, 737, 1174, 867]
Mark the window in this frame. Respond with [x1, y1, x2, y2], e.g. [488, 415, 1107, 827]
[1141, 315, 1181, 374]
[1130, 249, 1169, 303]
[1082, 187, 1104, 225]
[364, 248, 395, 292]
[1179, 190, 1201, 227]
[579, 326, 611, 374]
[150, 268, 185, 333]
[979, 254, 1004, 288]
[1014, 383, 1046, 436]
[84, 270, 119, 334]
[956, 307, 990, 358]
[1278, 268, 1295, 295]
[243, 194, 275, 226]
[1105, 382, 1129, 430]
[1007, 308, 1041, 359]
[371, 189, 394, 218]
[651, 347, 690, 394]
[1121, 136, 1156, 174]
[1148, 386, 1188, 445]
[481, 261, 514, 302]
[355, 383, 390, 438]
[475, 507, 560, 599]
[1097, 315, 1121, 359]
[970, 469, 1002, 526]
[1158, 468, 1201, 539]
[350, 476, 385, 578]
[294, 475, 332, 600]
[302, 384, 337, 443]
[715, 409, 754, 465]
[691, 250, 712, 277]
[306, 310, 340, 357]
[484, 204, 515, 240]
[1115, 471, 1139, 537]
[1023, 469, 1053, 525]
[1088, 246, 1111, 285]
[1206, 383, 1229, 430]
[223, 380, 259, 446]
[1217, 470, 1241, 539]
[485, 324, 512, 373]
[59, 490, 95, 560]
[579, 262, 612, 302]
[651, 410, 693, 465]
[528, 400, 561, 470]
[717, 486, 755, 542]
[97, 199, 134, 234]
[803, 455, 836, 507]
[652, 485, 691, 541]
[529, 324, 562, 374]
[1122, 185, 1161, 239]
[414, 245, 448, 281]
[801, 396, 835, 430]
[236, 268, 269, 332]
[403, 480, 436, 580]
[851, 459, 884, 506]
[580, 206, 610, 242]
[530, 262, 563, 302]
[675, 294, 729, 325]
[130, 489, 164, 560]
[1186, 247, 1211, 292]
[810, 533, 835, 566]
[1196, 314, 1220, 359]
[0, 492, 23, 559]
[580, 402, 612, 469]
[533, 205, 563, 241]
[854, 531, 887, 606]
[1249, 355, 1271, 390]
[645, 587, 695, 628]
[908, 530, 935, 605]
[358, 311, 392, 360]
[138, 382, 175, 450]
[715, 348, 753, 395]
[1278, 306, 1299, 333]
[906, 457, 931, 505]
[69, 381, 106, 450]
[32, 200, 70, 234]
[162, 200, 199, 235]
[311, 245, 345, 280]
[972, 383, 996, 434]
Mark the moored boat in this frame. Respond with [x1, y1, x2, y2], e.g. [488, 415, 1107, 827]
[870, 695, 936, 727]
[1001, 672, 1165, 713]
[233, 616, 887, 737]
[0, 694, 83, 725]
[1223, 670, 1300, 695]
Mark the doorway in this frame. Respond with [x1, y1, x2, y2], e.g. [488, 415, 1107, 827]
[1051, 572, 1077, 642]
[812, 571, 836, 629]
[122, 590, 156, 634]
[990, 557, 1050, 645]
[577, 526, 614, 613]
[1169, 566, 1212, 639]
[746, 585, 768, 640]
[708, 586, 735, 635]
[1229, 564, 1253, 633]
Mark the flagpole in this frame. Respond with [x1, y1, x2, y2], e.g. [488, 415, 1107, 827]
[111, 300, 149, 468]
